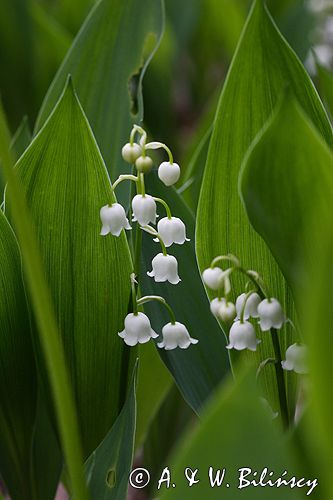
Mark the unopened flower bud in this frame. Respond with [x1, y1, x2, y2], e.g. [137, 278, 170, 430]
[257, 298, 285, 331]
[122, 143, 142, 163]
[226, 320, 261, 351]
[100, 203, 131, 236]
[147, 253, 181, 284]
[118, 312, 158, 346]
[158, 161, 180, 186]
[158, 322, 198, 350]
[282, 344, 308, 374]
[135, 155, 153, 173]
[202, 267, 223, 290]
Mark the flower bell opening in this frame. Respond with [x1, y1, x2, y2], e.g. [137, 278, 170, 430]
[155, 216, 189, 247]
[147, 253, 181, 284]
[226, 320, 261, 352]
[132, 194, 157, 226]
[100, 203, 131, 236]
[158, 322, 198, 350]
[118, 312, 158, 346]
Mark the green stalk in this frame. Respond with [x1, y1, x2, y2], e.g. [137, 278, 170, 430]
[0, 105, 89, 500]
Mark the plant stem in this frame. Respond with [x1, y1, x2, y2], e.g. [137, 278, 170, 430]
[270, 328, 289, 429]
[137, 295, 176, 324]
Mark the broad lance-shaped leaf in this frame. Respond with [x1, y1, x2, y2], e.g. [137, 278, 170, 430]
[84, 361, 138, 499]
[8, 78, 132, 457]
[239, 96, 333, 500]
[196, 0, 333, 414]
[142, 174, 229, 412]
[161, 368, 303, 499]
[0, 210, 37, 500]
[35, 0, 164, 204]
[240, 96, 333, 301]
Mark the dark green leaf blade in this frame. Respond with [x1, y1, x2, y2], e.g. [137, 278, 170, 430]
[0, 210, 37, 500]
[142, 174, 229, 412]
[10, 79, 133, 457]
[35, 0, 164, 203]
[195, 0, 332, 414]
[85, 362, 138, 500]
[161, 367, 303, 499]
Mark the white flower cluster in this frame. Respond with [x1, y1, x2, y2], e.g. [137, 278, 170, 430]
[202, 255, 308, 375]
[99, 125, 198, 350]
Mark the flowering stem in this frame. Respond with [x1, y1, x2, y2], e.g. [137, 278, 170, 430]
[111, 174, 138, 194]
[137, 295, 176, 324]
[131, 274, 138, 315]
[141, 225, 167, 256]
[239, 290, 256, 323]
[145, 141, 174, 164]
[133, 124, 147, 148]
[211, 254, 240, 268]
[270, 328, 289, 429]
[140, 173, 146, 196]
[153, 197, 172, 219]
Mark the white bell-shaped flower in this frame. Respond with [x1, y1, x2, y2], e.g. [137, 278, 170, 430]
[121, 142, 142, 163]
[158, 161, 181, 186]
[235, 292, 261, 320]
[257, 298, 285, 331]
[132, 194, 157, 226]
[154, 217, 189, 247]
[202, 267, 224, 290]
[158, 322, 198, 350]
[118, 312, 158, 346]
[210, 298, 236, 322]
[147, 253, 181, 284]
[282, 344, 308, 374]
[226, 320, 261, 351]
[100, 203, 131, 237]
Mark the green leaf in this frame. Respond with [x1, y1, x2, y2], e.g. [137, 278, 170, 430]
[136, 341, 173, 448]
[239, 95, 333, 499]
[0, 95, 88, 500]
[161, 367, 303, 499]
[316, 62, 333, 120]
[30, 397, 63, 500]
[0, 210, 37, 500]
[85, 361, 138, 500]
[11, 79, 133, 457]
[196, 0, 332, 415]
[142, 174, 230, 412]
[179, 127, 211, 214]
[35, 0, 164, 204]
[240, 96, 333, 299]
[10, 116, 32, 160]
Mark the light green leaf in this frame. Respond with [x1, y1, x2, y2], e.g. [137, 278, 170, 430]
[0, 95, 88, 500]
[316, 62, 333, 120]
[0, 210, 37, 500]
[161, 367, 303, 499]
[142, 174, 230, 412]
[35, 0, 164, 204]
[239, 95, 333, 500]
[10, 79, 133, 457]
[85, 361, 138, 500]
[196, 0, 332, 416]
[240, 96, 333, 300]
